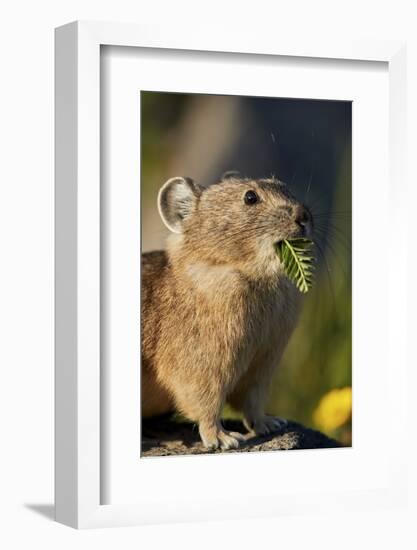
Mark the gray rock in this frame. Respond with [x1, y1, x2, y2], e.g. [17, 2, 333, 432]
[141, 417, 342, 457]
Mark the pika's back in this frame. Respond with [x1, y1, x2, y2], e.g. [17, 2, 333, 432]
[142, 250, 168, 296]
[141, 251, 170, 367]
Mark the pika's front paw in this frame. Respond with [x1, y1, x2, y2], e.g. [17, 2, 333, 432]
[244, 415, 287, 436]
[199, 426, 245, 451]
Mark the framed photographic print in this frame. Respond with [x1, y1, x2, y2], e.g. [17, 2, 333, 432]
[55, 21, 407, 528]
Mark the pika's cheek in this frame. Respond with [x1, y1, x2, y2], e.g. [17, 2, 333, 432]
[253, 235, 278, 265]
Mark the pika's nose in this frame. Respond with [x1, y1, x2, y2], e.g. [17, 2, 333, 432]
[294, 204, 311, 235]
[293, 205, 310, 230]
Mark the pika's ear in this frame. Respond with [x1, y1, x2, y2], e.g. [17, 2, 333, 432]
[157, 176, 202, 233]
[221, 170, 241, 180]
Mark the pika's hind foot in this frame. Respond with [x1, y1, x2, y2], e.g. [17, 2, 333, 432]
[244, 415, 287, 436]
[199, 425, 245, 451]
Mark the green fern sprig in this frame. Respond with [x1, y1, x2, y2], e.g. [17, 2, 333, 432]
[276, 238, 315, 294]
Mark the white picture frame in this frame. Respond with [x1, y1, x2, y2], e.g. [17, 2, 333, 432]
[55, 20, 407, 529]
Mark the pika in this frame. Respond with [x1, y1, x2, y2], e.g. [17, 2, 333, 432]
[141, 173, 313, 450]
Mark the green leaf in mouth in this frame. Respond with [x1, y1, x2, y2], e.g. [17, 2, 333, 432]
[275, 238, 315, 293]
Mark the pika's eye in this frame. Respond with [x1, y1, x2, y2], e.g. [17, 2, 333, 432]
[244, 190, 259, 205]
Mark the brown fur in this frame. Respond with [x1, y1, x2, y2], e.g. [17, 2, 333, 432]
[141, 175, 313, 449]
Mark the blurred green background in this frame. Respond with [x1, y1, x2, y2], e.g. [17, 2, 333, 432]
[141, 91, 352, 445]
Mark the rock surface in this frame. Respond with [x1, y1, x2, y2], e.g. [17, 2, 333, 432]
[142, 417, 341, 457]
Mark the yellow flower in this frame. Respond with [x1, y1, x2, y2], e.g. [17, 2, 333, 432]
[313, 387, 352, 433]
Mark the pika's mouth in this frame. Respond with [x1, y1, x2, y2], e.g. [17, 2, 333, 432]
[294, 225, 310, 239]
[274, 240, 285, 254]
[274, 230, 306, 249]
